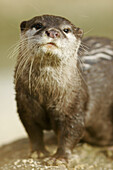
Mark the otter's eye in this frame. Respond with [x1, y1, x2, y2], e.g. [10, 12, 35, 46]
[63, 28, 71, 33]
[31, 23, 43, 30]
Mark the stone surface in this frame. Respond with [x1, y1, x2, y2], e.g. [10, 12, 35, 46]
[0, 132, 113, 170]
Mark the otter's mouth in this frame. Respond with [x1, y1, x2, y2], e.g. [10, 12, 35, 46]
[44, 42, 58, 48]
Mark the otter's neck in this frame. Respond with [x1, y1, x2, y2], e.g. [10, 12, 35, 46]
[31, 55, 81, 92]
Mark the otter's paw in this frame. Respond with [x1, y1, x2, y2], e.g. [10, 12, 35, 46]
[29, 149, 50, 159]
[43, 157, 67, 166]
[43, 151, 71, 166]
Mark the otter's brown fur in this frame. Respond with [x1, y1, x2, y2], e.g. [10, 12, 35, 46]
[14, 15, 88, 159]
[81, 37, 113, 146]
[14, 15, 113, 160]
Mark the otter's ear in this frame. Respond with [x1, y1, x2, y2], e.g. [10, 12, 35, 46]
[75, 27, 84, 38]
[20, 21, 27, 31]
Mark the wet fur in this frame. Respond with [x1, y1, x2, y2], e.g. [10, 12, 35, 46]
[14, 15, 113, 159]
[84, 60, 113, 146]
[14, 15, 88, 158]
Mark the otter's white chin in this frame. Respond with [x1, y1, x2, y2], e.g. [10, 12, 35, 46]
[40, 45, 62, 57]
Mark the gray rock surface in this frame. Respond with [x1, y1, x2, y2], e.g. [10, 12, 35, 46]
[0, 132, 113, 170]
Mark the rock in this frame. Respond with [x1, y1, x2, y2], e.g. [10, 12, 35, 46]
[0, 132, 113, 170]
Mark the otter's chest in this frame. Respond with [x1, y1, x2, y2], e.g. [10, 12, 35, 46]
[33, 68, 67, 106]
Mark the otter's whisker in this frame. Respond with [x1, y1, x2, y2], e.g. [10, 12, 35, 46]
[81, 42, 89, 49]
[29, 57, 35, 94]
[84, 28, 94, 35]
[9, 36, 35, 59]
[79, 45, 88, 53]
[15, 48, 30, 84]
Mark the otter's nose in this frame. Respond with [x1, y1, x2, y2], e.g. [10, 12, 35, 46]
[46, 29, 60, 38]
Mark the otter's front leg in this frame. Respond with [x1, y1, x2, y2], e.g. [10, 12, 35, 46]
[51, 112, 85, 160]
[16, 93, 49, 158]
[20, 117, 48, 158]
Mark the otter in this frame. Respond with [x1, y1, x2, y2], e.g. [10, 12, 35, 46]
[14, 15, 88, 159]
[14, 15, 113, 160]
[81, 37, 113, 146]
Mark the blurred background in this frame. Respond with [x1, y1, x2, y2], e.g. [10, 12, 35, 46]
[0, 0, 113, 146]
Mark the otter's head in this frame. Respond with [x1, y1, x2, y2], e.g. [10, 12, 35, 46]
[19, 15, 83, 65]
